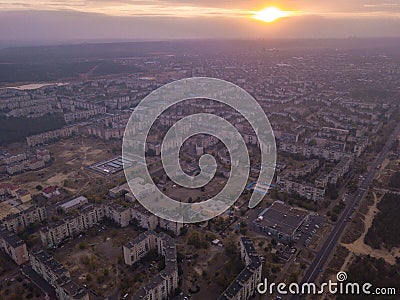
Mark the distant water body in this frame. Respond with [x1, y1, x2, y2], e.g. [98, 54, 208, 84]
[2, 82, 68, 90]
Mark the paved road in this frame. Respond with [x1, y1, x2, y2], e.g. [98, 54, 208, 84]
[289, 122, 400, 300]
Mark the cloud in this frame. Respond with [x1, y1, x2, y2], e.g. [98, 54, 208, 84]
[0, 9, 400, 43]
[0, 1, 399, 42]
[1, 0, 400, 18]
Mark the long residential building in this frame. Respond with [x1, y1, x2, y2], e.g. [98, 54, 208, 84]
[2, 205, 47, 233]
[40, 199, 183, 248]
[30, 250, 89, 300]
[123, 231, 178, 300]
[279, 142, 353, 162]
[87, 126, 125, 140]
[39, 203, 104, 248]
[277, 159, 319, 180]
[218, 237, 262, 300]
[110, 183, 183, 235]
[26, 125, 81, 147]
[64, 107, 106, 123]
[277, 178, 325, 201]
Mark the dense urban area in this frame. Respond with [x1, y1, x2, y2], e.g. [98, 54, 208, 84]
[0, 40, 399, 300]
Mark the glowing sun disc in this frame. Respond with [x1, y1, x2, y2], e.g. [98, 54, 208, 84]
[252, 7, 291, 23]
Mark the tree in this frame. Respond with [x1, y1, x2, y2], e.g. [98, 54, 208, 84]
[326, 184, 339, 200]
[389, 172, 400, 189]
[225, 234, 237, 256]
[187, 231, 207, 249]
[180, 226, 188, 236]
[391, 139, 399, 152]
[309, 140, 317, 146]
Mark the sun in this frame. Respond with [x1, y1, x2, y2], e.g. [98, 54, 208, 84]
[252, 7, 291, 23]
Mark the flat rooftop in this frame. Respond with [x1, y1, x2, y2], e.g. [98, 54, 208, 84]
[59, 195, 88, 210]
[256, 201, 309, 236]
[88, 156, 133, 176]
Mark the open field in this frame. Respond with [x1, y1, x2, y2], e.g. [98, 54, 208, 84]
[5, 136, 124, 196]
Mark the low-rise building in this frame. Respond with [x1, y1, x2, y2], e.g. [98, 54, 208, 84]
[253, 201, 309, 243]
[59, 196, 89, 213]
[16, 189, 32, 203]
[109, 183, 130, 198]
[42, 186, 61, 199]
[0, 182, 19, 197]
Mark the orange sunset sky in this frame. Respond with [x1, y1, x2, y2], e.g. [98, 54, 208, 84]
[0, 0, 399, 41]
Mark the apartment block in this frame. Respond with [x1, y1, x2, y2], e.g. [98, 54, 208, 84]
[130, 204, 158, 230]
[158, 218, 183, 236]
[2, 205, 47, 233]
[218, 237, 262, 300]
[64, 107, 106, 123]
[26, 125, 80, 147]
[277, 178, 325, 201]
[104, 202, 132, 227]
[30, 250, 89, 300]
[279, 142, 352, 162]
[124, 231, 179, 300]
[39, 204, 103, 248]
[87, 126, 125, 140]
[0, 226, 29, 265]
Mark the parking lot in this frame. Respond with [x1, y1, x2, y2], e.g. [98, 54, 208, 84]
[293, 215, 324, 248]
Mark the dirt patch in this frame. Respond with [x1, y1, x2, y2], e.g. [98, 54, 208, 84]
[0, 202, 19, 219]
[341, 192, 400, 265]
[7, 136, 124, 196]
